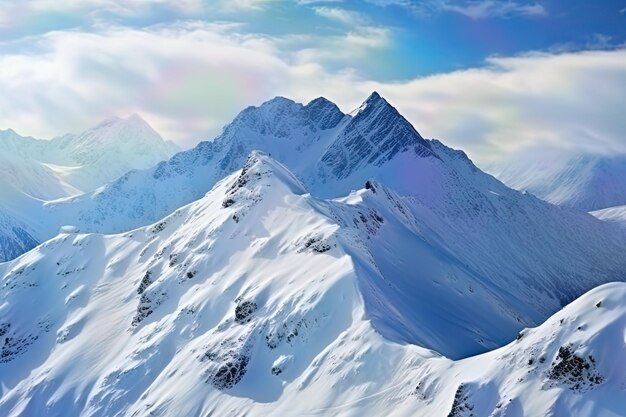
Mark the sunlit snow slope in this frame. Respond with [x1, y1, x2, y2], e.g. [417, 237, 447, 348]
[1, 153, 625, 417]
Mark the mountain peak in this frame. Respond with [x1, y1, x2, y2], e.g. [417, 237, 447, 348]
[126, 112, 148, 125]
[366, 91, 382, 103]
[92, 113, 151, 131]
[305, 96, 335, 108]
[260, 96, 297, 108]
[304, 96, 345, 129]
[351, 91, 391, 117]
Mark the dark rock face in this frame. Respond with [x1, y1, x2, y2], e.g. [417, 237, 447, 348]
[132, 290, 167, 326]
[200, 340, 253, 391]
[319, 92, 437, 180]
[0, 224, 39, 263]
[447, 384, 474, 417]
[0, 323, 38, 363]
[302, 235, 331, 253]
[235, 301, 258, 324]
[547, 345, 604, 391]
[137, 270, 153, 295]
[151, 220, 167, 233]
[211, 354, 250, 390]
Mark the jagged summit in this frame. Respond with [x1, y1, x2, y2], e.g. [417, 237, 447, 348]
[305, 96, 336, 108]
[318, 91, 435, 182]
[364, 90, 383, 104]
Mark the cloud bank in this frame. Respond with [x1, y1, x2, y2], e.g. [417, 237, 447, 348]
[0, 20, 624, 163]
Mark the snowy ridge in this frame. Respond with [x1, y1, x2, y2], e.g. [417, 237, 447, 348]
[1, 153, 625, 416]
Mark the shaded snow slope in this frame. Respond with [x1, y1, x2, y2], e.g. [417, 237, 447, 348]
[1, 153, 625, 417]
[0, 210, 38, 262]
[0, 129, 81, 200]
[488, 151, 626, 212]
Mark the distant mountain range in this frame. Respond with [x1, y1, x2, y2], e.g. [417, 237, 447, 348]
[0, 115, 178, 260]
[487, 151, 626, 212]
[0, 114, 178, 201]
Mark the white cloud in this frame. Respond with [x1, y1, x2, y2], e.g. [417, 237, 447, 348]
[0, 22, 369, 147]
[439, 1, 546, 19]
[364, 50, 626, 161]
[219, 0, 273, 11]
[0, 21, 624, 164]
[366, 0, 546, 19]
[0, 0, 202, 26]
[313, 6, 366, 24]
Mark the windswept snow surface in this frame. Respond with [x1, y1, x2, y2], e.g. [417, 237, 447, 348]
[1, 153, 625, 417]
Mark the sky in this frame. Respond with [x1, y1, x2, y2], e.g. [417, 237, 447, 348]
[0, 0, 625, 163]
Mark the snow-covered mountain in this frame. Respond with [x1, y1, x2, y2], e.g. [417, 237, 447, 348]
[36, 94, 626, 328]
[0, 129, 81, 200]
[0, 92, 623, 311]
[487, 151, 626, 212]
[1, 153, 625, 417]
[44, 114, 179, 193]
[0, 115, 178, 261]
[0, 115, 177, 201]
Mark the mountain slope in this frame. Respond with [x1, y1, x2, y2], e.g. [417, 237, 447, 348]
[1, 153, 625, 417]
[0, 210, 38, 262]
[487, 151, 626, 212]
